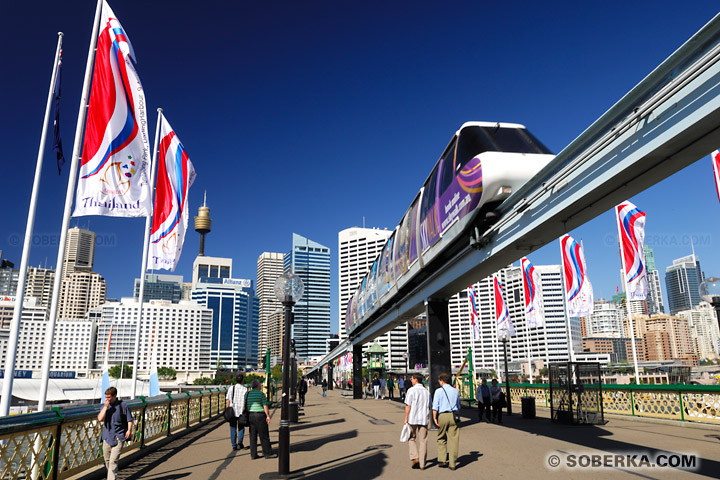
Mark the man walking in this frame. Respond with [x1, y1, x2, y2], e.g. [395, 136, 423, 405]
[475, 378, 492, 422]
[297, 375, 308, 407]
[321, 378, 327, 397]
[226, 374, 248, 451]
[404, 373, 431, 470]
[98, 387, 133, 480]
[432, 373, 460, 471]
[398, 377, 405, 401]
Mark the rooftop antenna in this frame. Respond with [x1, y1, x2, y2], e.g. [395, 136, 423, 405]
[363, 216, 365, 228]
[690, 234, 696, 261]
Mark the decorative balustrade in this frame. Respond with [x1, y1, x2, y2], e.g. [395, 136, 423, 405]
[0, 388, 227, 480]
[498, 383, 720, 425]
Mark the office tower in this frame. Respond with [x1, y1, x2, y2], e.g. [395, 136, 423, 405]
[92, 299, 213, 372]
[57, 271, 107, 320]
[338, 227, 409, 369]
[676, 303, 720, 361]
[454, 264, 579, 372]
[257, 252, 284, 365]
[585, 299, 623, 337]
[24, 267, 56, 307]
[644, 246, 664, 314]
[191, 278, 259, 369]
[63, 227, 96, 276]
[0, 296, 48, 329]
[134, 274, 184, 303]
[582, 337, 646, 363]
[624, 313, 698, 365]
[0, 267, 19, 297]
[665, 254, 705, 315]
[192, 255, 231, 287]
[181, 283, 193, 301]
[285, 233, 330, 360]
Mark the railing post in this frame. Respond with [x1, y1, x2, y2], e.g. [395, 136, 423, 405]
[140, 398, 147, 449]
[186, 393, 191, 429]
[51, 408, 63, 480]
[630, 389, 635, 416]
[678, 389, 686, 421]
[167, 394, 173, 437]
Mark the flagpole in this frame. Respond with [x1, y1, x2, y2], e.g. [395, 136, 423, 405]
[615, 215, 641, 385]
[35, 0, 104, 416]
[131, 108, 162, 399]
[0, 33, 63, 417]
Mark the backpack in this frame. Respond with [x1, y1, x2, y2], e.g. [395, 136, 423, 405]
[117, 399, 130, 433]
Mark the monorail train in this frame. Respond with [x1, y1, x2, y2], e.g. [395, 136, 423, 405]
[345, 122, 554, 336]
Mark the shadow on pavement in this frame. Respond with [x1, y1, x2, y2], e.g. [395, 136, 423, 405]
[503, 415, 720, 477]
[291, 418, 346, 432]
[290, 429, 358, 453]
[301, 450, 387, 480]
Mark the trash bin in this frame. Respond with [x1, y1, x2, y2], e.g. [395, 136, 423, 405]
[289, 401, 299, 423]
[521, 396, 536, 419]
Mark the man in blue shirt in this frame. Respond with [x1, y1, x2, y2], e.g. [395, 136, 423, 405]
[97, 387, 134, 480]
[432, 373, 460, 471]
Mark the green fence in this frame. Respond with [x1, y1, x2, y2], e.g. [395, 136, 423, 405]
[0, 388, 228, 480]
[498, 383, 720, 425]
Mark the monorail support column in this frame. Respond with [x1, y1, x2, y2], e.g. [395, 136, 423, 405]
[328, 363, 334, 390]
[353, 343, 363, 399]
[426, 298, 451, 400]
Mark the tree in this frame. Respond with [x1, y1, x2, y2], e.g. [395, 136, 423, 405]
[538, 367, 549, 378]
[157, 367, 177, 380]
[271, 364, 282, 381]
[109, 365, 132, 379]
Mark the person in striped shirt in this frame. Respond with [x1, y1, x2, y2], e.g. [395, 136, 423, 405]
[246, 380, 275, 459]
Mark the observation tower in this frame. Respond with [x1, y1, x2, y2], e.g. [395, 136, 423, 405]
[194, 191, 212, 256]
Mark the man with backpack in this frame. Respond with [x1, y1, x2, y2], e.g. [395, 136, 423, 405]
[226, 374, 249, 450]
[98, 387, 134, 480]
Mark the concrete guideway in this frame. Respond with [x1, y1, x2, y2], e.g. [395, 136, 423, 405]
[87, 387, 720, 479]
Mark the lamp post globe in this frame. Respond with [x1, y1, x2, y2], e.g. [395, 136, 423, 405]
[273, 273, 303, 476]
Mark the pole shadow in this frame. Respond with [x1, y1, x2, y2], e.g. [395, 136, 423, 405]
[291, 418, 346, 432]
[290, 430, 358, 453]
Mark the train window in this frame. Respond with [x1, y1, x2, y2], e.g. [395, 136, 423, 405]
[418, 164, 441, 251]
[437, 139, 457, 197]
[419, 165, 439, 225]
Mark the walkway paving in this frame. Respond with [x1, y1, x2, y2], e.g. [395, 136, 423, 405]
[109, 387, 720, 479]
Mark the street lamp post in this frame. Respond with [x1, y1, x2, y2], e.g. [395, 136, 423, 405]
[500, 332, 513, 416]
[274, 274, 304, 476]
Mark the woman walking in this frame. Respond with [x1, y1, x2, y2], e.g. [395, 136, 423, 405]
[246, 380, 275, 459]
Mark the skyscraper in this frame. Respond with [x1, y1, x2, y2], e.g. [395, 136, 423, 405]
[191, 277, 259, 369]
[192, 255, 232, 287]
[134, 274, 184, 303]
[338, 227, 408, 369]
[257, 252, 284, 366]
[63, 227, 96, 276]
[285, 233, 330, 360]
[58, 271, 107, 319]
[644, 246, 664, 315]
[665, 254, 704, 314]
[24, 267, 56, 307]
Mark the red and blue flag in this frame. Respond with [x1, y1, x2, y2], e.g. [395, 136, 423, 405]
[521, 257, 544, 328]
[493, 275, 515, 337]
[468, 285, 481, 340]
[616, 201, 648, 300]
[560, 234, 594, 317]
[148, 114, 196, 271]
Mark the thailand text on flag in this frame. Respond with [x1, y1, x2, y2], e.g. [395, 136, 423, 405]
[52, 49, 65, 175]
[560, 234, 594, 317]
[493, 275, 515, 337]
[616, 201, 648, 301]
[713, 150, 720, 205]
[148, 115, 196, 271]
[521, 257, 544, 328]
[74, 0, 152, 217]
[468, 285, 481, 340]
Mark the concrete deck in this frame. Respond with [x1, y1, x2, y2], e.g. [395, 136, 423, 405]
[108, 387, 720, 479]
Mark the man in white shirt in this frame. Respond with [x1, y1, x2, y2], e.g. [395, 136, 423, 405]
[404, 373, 431, 470]
[225, 374, 248, 451]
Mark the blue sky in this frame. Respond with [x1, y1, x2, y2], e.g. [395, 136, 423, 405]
[2, 1, 719, 333]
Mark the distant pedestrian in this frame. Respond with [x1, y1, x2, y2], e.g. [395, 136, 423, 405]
[226, 374, 248, 451]
[398, 377, 405, 400]
[475, 378, 492, 423]
[247, 380, 275, 459]
[380, 377, 387, 399]
[432, 373, 460, 471]
[372, 375, 381, 399]
[322, 378, 328, 397]
[388, 377, 395, 400]
[297, 376, 308, 407]
[490, 378, 503, 424]
[98, 387, 133, 480]
[404, 373, 431, 470]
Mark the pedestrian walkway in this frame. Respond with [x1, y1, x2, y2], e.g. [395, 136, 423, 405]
[102, 386, 720, 479]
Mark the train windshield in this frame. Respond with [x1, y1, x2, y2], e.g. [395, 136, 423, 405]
[455, 125, 552, 172]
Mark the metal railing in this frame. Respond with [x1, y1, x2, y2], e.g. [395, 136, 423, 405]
[498, 383, 720, 425]
[0, 388, 228, 480]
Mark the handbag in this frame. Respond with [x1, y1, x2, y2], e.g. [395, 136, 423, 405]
[237, 389, 250, 427]
[400, 423, 411, 442]
[223, 385, 238, 423]
[442, 385, 461, 425]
